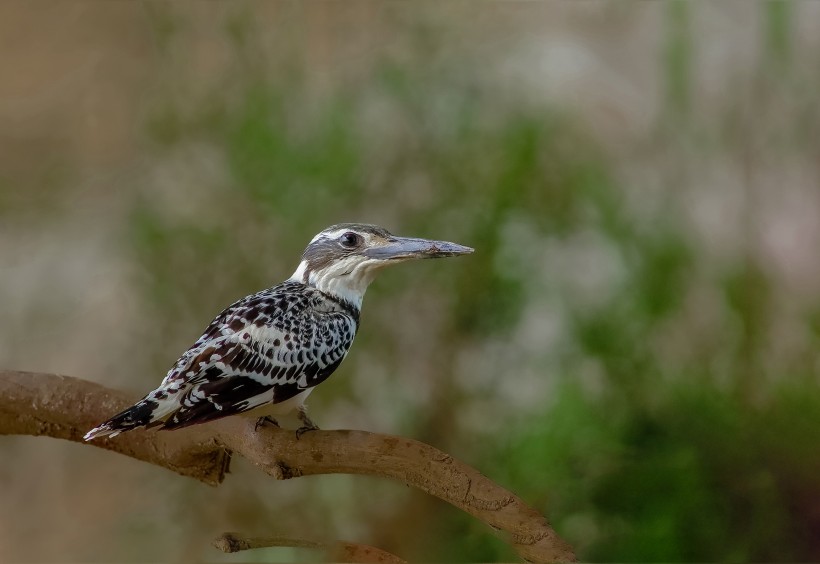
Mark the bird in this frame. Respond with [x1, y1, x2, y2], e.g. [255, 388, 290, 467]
[84, 223, 473, 441]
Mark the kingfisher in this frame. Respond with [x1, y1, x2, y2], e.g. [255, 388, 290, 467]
[84, 223, 473, 441]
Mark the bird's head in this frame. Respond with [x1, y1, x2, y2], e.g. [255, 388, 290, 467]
[290, 223, 473, 307]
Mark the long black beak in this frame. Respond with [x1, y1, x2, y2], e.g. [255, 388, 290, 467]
[364, 237, 474, 261]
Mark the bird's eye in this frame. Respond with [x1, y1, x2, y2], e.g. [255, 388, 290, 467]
[339, 232, 362, 248]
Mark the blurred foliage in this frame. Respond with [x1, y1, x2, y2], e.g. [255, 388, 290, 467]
[663, 1, 692, 118]
[494, 378, 820, 561]
[117, 4, 820, 562]
[765, 1, 792, 69]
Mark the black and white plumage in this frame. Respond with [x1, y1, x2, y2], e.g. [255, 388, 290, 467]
[84, 223, 472, 440]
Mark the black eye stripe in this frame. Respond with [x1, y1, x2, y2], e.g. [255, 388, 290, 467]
[302, 232, 364, 275]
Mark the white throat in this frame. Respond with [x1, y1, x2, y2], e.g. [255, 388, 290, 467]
[289, 257, 384, 309]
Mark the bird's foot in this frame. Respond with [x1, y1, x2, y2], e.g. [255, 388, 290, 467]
[295, 407, 319, 440]
[255, 416, 280, 432]
[295, 424, 319, 440]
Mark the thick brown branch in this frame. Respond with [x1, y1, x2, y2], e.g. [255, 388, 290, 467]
[213, 532, 406, 563]
[0, 370, 576, 563]
[0, 370, 230, 485]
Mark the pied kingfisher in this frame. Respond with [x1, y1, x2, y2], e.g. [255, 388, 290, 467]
[84, 223, 472, 440]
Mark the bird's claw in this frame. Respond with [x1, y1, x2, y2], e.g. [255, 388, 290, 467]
[255, 416, 280, 432]
[295, 407, 319, 440]
[295, 424, 319, 440]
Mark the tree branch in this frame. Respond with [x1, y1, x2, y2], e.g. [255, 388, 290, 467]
[213, 532, 406, 563]
[0, 370, 576, 563]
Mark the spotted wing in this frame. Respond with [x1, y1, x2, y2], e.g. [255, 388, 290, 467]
[158, 284, 356, 429]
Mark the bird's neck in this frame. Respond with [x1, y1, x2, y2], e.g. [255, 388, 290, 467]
[289, 259, 374, 310]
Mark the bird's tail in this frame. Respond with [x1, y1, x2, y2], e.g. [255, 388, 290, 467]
[83, 392, 177, 441]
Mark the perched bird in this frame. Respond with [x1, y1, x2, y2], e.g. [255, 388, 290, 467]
[84, 223, 472, 441]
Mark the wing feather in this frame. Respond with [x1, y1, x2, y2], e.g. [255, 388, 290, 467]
[157, 283, 355, 428]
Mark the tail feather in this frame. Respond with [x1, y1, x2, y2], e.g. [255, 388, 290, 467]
[84, 397, 167, 441]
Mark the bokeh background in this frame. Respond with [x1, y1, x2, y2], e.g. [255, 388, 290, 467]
[2, 1, 820, 561]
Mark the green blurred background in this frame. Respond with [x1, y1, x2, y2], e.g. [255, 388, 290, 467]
[2, 2, 820, 561]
